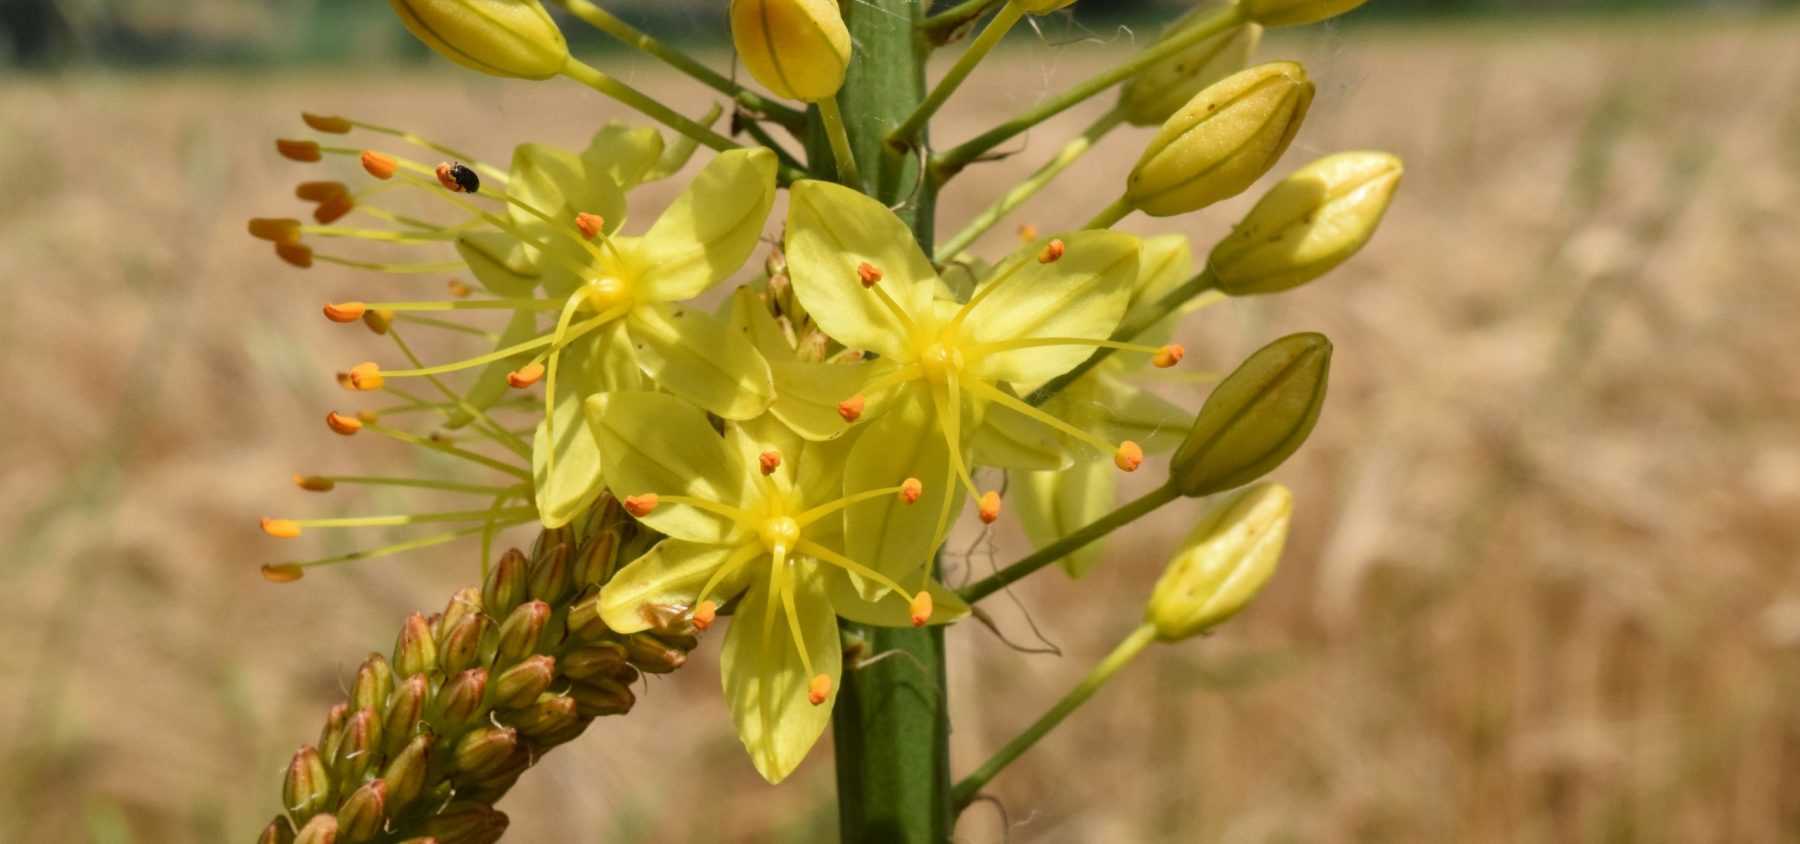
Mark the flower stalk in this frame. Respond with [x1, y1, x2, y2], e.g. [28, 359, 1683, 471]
[935, 105, 1126, 261]
[959, 482, 1180, 603]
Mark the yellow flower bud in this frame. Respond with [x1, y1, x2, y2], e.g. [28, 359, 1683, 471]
[1145, 483, 1292, 641]
[388, 0, 568, 80]
[1241, 0, 1370, 28]
[1210, 151, 1403, 296]
[729, 0, 853, 102]
[1125, 61, 1314, 218]
[1120, 16, 1261, 128]
[1171, 332, 1330, 498]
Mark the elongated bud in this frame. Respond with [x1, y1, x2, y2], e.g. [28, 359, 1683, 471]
[1147, 483, 1292, 640]
[389, 0, 569, 80]
[559, 642, 630, 681]
[258, 817, 295, 844]
[382, 733, 432, 813]
[434, 668, 489, 732]
[1126, 62, 1314, 217]
[423, 802, 509, 844]
[572, 524, 617, 587]
[494, 600, 551, 666]
[438, 586, 484, 639]
[508, 692, 582, 737]
[318, 703, 350, 762]
[293, 814, 339, 844]
[1242, 0, 1369, 28]
[330, 708, 382, 786]
[351, 653, 393, 713]
[1121, 18, 1261, 127]
[392, 612, 438, 677]
[482, 548, 528, 618]
[623, 632, 686, 674]
[492, 654, 556, 709]
[569, 679, 636, 717]
[438, 614, 486, 676]
[282, 745, 332, 823]
[729, 0, 851, 102]
[1172, 332, 1330, 497]
[452, 725, 519, 779]
[381, 674, 429, 758]
[335, 780, 387, 844]
[1210, 151, 1403, 295]
[527, 543, 572, 604]
[566, 596, 611, 642]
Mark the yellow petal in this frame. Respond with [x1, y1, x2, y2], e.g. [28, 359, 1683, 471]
[455, 233, 540, 296]
[581, 122, 666, 193]
[728, 286, 797, 364]
[598, 539, 749, 634]
[721, 567, 840, 784]
[508, 142, 627, 249]
[824, 569, 968, 627]
[1014, 460, 1114, 578]
[586, 391, 753, 544]
[1093, 372, 1192, 454]
[769, 359, 893, 441]
[533, 387, 605, 529]
[844, 386, 956, 586]
[627, 303, 774, 420]
[964, 230, 1140, 385]
[785, 180, 935, 359]
[969, 384, 1072, 470]
[1124, 234, 1196, 343]
[636, 148, 778, 302]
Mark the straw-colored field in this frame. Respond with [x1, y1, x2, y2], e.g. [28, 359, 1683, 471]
[4, 16, 1799, 842]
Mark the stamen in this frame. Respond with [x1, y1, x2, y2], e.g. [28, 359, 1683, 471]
[909, 591, 933, 627]
[314, 194, 355, 224]
[261, 563, 304, 583]
[294, 475, 520, 495]
[507, 362, 545, 389]
[361, 150, 398, 180]
[900, 477, 923, 504]
[1114, 440, 1145, 472]
[248, 218, 303, 244]
[311, 254, 465, 274]
[301, 112, 353, 134]
[362, 309, 394, 335]
[860, 270, 918, 335]
[759, 450, 782, 476]
[264, 519, 531, 575]
[960, 377, 1118, 456]
[293, 474, 336, 492]
[267, 507, 536, 531]
[1153, 344, 1185, 368]
[275, 243, 313, 268]
[624, 494, 659, 517]
[361, 421, 532, 481]
[794, 539, 917, 600]
[650, 494, 754, 524]
[323, 302, 366, 323]
[276, 139, 322, 162]
[261, 517, 302, 538]
[575, 212, 606, 239]
[808, 674, 832, 706]
[325, 411, 364, 436]
[857, 262, 884, 287]
[693, 600, 718, 631]
[837, 394, 866, 423]
[794, 483, 918, 528]
[347, 362, 385, 391]
[296, 181, 348, 202]
[695, 543, 766, 610]
[1037, 238, 1066, 263]
[978, 491, 1002, 524]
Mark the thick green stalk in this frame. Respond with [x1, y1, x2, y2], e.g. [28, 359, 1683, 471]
[828, 2, 951, 842]
[888, 1, 1025, 151]
[959, 483, 1180, 604]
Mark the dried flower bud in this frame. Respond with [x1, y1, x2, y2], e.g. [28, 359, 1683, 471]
[452, 724, 519, 779]
[381, 674, 429, 758]
[1172, 332, 1331, 497]
[388, 0, 568, 80]
[1146, 483, 1292, 640]
[492, 654, 556, 709]
[1126, 62, 1314, 217]
[569, 678, 636, 718]
[508, 693, 582, 738]
[382, 733, 432, 813]
[559, 643, 629, 682]
[482, 548, 528, 618]
[729, 0, 852, 102]
[351, 653, 393, 714]
[1241, 0, 1369, 28]
[1121, 17, 1261, 127]
[330, 708, 382, 787]
[283, 745, 332, 824]
[494, 600, 551, 667]
[335, 779, 388, 843]
[293, 814, 339, 844]
[527, 542, 572, 604]
[1209, 151, 1403, 295]
[623, 632, 687, 674]
[423, 802, 509, 844]
[392, 612, 438, 678]
[433, 668, 489, 733]
[438, 614, 486, 676]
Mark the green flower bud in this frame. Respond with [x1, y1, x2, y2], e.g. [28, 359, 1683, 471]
[433, 668, 489, 733]
[335, 780, 387, 844]
[318, 703, 349, 764]
[293, 814, 339, 844]
[571, 525, 618, 587]
[493, 600, 551, 667]
[527, 541, 571, 604]
[438, 614, 486, 676]
[558, 642, 630, 682]
[508, 693, 582, 738]
[1120, 16, 1261, 128]
[436, 586, 483, 639]
[330, 708, 382, 787]
[1125, 62, 1314, 217]
[569, 678, 636, 718]
[1241, 0, 1369, 28]
[381, 674, 429, 758]
[258, 816, 295, 844]
[452, 725, 519, 779]
[423, 802, 509, 844]
[1172, 332, 1331, 497]
[392, 612, 438, 678]
[491, 654, 556, 709]
[1146, 483, 1292, 640]
[729, 0, 852, 102]
[623, 632, 686, 674]
[1210, 151, 1403, 295]
[382, 733, 432, 814]
[481, 548, 528, 618]
[565, 595, 610, 642]
[387, 0, 569, 80]
[351, 654, 393, 714]
[282, 745, 332, 824]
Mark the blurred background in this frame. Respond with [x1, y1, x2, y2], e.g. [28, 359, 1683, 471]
[4, 0, 1799, 841]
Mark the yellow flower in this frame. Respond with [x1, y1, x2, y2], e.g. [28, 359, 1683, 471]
[586, 392, 967, 783]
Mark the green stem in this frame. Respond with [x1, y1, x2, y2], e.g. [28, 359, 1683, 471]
[1082, 195, 1136, 230]
[959, 483, 1181, 604]
[817, 96, 865, 189]
[935, 105, 1125, 261]
[559, 58, 740, 152]
[888, 1, 1025, 152]
[921, 0, 1009, 44]
[932, 4, 1245, 181]
[1024, 268, 1223, 406]
[950, 624, 1159, 809]
[554, 0, 807, 131]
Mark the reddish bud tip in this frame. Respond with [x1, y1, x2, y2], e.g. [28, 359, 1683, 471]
[693, 600, 718, 631]
[294, 474, 336, 492]
[348, 361, 384, 391]
[261, 563, 304, 583]
[837, 394, 866, 424]
[808, 673, 833, 706]
[759, 450, 782, 476]
[323, 301, 366, 323]
[446, 278, 472, 298]
[575, 212, 606, 239]
[1114, 440, 1145, 472]
[326, 411, 364, 436]
[360, 150, 398, 180]
[507, 362, 546, 389]
[247, 217, 303, 245]
[295, 181, 348, 202]
[276, 138, 322, 163]
[261, 517, 302, 539]
[856, 262, 884, 288]
[275, 242, 314, 268]
[301, 112, 352, 134]
[1017, 223, 1040, 243]
[623, 494, 659, 518]
[899, 477, 923, 504]
[1037, 238, 1066, 264]
[978, 491, 1003, 524]
[361, 308, 393, 335]
[908, 591, 933, 627]
[313, 193, 354, 224]
[1153, 344, 1185, 368]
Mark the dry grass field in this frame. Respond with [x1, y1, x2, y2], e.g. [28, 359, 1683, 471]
[3, 14, 1800, 843]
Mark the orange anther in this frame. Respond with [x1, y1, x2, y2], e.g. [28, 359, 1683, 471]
[446, 278, 472, 298]
[575, 212, 606, 239]
[361, 309, 394, 335]
[837, 394, 866, 424]
[293, 474, 336, 492]
[759, 450, 782, 476]
[323, 302, 367, 323]
[276, 139, 322, 162]
[348, 362, 384, 391]
[1153, 344, 1185, 369]
[360, 150, 398, 180]
[275, 243, 314, 268]
[808, 674, 833, 706]
[295, 181, 348, 202]
[326, 411, 364, 436]
[978, 491, 1003, 524]
[507, 362, 546, 389]
[908, 591, 933, 627]
[1114, 440, 1145, 472]
[692, 600, 718, 631]
[301, 112, 352, 134]
[260, 517, 302, 539]
[260, 563, 305, 583]
[623, 494, 659, 518]
[856, 262, 884, 288]
[899, 477, 923, 504]
[1037, 238, 1066, 264]
[1017, 223, 1039, 243]
[313, 193, 354, 224]
[247, 217, 303, 244]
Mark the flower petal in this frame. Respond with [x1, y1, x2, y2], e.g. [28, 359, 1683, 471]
[727, 286, 798, 364]
[508, 142, 627, 248]
[598, 539, 750, 634]
[533, 388, 605, 529]
[1013, 460, 1115, 579]
[785, 180, 935, 359]
[721, 566, 840, 784]
[824, 569, 969, 627]
[769, 359, 894, 442]
[635, 148, 778, 302]
[586, 390, 753, 543]
[1124, 233, 1196, 337]
[627, 303, 774, 420]
[845, 386, 957, 585]
[964, 230, 1139, 385]
[455, 232, 540, 296]
[1092, 372, 1192, 454]
[581, 123, 666, 194]
[970, 384, 1073, 470]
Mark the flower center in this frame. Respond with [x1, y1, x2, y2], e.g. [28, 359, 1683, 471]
[758, 515, 801, 551]
[583, 275, 631, 311]
[919, 341, 964, 384]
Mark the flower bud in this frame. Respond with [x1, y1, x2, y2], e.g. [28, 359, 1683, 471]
[437, 614, 487, 676]
[494, 600, 551, 667]
[482, 548, 528, 618]
[351, 653, 393, 714]
[1120, 17, 1261, 128]
[433, 668, 489, 733]
[572, 526, 618, 587]
[293, 814, 339, 844]
[452, 724, 519, 779]
[423, 802, 509, 844]
[259, 817, 296, 844]
[491, 654, 556, 709]
[335, 779, 387, 844]
[1125, 62, 1313, 217]
[729, 0, 852, 102]
[1210, 151, 1402, 295]
[437, 586, 483, 640]
[392, 612, 438, 678]
[282, 745, 332, 823]
[318, 703, 350, 765]
[1146, 483, 1292, 640]
[569, 678, 635, 718]
[558, 643, 630, 682]
[1172, 332, 1330, 497]
[527, 541, 572, 604]
[1241, 0, 1369, 28]
[566, 595, 611, 642]
[381, 674, 429, 758]
[623, 632, 686, 674]
[508, 693, 582, 738]
[330, 708, 382, 787]
[382, 733, 432, 813]
[388, 0, 568, 80]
